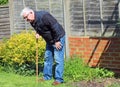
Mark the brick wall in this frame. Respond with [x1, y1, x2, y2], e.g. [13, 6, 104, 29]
[69, 37, 120, 74]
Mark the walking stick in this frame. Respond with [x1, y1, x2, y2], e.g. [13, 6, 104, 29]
[36, 38, 38, 82]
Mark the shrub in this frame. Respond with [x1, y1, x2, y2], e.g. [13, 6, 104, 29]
[0, 0, 8, 5]
[64, 58, 114, 82]
[0, 31, 46, 75]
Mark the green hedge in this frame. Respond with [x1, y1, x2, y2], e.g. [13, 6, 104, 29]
[0, 0, 8, 5]
[0, 31, 46, 75]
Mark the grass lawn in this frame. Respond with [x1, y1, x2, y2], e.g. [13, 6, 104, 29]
[0, 72, 70, 87]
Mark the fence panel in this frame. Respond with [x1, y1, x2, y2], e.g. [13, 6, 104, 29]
[0, 6, 10, 40]
[86, 0, 101, 36]
[69, 0, 84, 36]
[68, 0, 120, 37]
[102, 0, 119, 37]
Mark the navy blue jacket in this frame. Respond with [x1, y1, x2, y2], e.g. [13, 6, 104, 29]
[30, 11, 65, 44]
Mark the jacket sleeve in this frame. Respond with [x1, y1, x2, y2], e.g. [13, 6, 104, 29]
[42, 13, 61, 42]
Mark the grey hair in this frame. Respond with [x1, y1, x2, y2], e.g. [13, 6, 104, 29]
[20, 7, 33, 17]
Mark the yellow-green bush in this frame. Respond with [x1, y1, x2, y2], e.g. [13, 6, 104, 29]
[0, 31, 46, 75]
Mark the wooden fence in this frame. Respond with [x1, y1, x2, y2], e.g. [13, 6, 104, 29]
[65, 0, 120, 37]
[1, 0, 119, 40]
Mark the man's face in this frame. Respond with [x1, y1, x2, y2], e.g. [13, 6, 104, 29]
[23, 12, 34, 22]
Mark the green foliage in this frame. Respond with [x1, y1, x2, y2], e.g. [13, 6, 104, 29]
[64, 58, 114, 82]
[0, 72, 70, 87]
[93, 68, 114, 78]
[0, 31, 46, 75]
[0, 0, 8, 5]
[108, 83, 120, 87]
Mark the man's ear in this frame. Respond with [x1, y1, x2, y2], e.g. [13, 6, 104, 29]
[30, 11, 35, 20]
[30, 11, 33, 14]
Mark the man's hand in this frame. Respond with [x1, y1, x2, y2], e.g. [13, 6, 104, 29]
[36, 33, 40, 39]
[55, 41, 62, 50]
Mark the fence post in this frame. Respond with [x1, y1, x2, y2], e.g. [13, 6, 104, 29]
[100, 0, 104, 35]
[63, 0, 70, 59]
[83, 0, 87, 36]
[9, 0, 14, 35]
[118, 0, 120, 18]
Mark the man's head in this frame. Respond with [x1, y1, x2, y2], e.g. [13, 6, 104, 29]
[20, 7, 35, 22]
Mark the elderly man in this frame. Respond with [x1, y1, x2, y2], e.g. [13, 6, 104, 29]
[20, 7, 65, 85]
